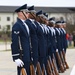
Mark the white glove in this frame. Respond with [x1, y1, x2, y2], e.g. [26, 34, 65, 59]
[56, 49, 58, 52]
[15, 59, 24, 67]
[63, 48, 64, 51]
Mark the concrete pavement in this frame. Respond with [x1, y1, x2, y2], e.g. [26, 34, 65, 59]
[59, 49, 75, 75]
[0, 42, 11, 51]
[0, 49, 75, 75]
[0, 51, 17, 75]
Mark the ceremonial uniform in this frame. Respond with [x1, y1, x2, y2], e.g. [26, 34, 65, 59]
[34, 21, 46, 68]
[42, 12, 51, 60]
[25, 6, 39, 67]
[25, 19, 38, 67]
[61, 21, 68, 52]
[11, 4, 30, 75]
[11, 18, 30, 75]
[48, 18, 57, 59]
[34, 10, 47, 68]
[55, 27, 61, 52]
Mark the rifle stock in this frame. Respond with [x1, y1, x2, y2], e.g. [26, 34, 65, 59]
[49, 56, 55, 75]
[30, 64, 36, 75]
[62, 50, 69, 69]
[52, 54, 59, 75]
[21, 68, 27, 75]
[47, 60, 53, 75]
[36, 62, 43, 75]
[65, 61, 69, 69]
[56, 51, 64, 73]
[42, 64, 47, 75]
[60, 51, 66, 70]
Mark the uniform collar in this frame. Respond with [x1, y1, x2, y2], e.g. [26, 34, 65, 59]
[20, 19, 25, 23]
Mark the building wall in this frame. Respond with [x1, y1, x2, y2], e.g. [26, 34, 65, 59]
[48, 13, 75, 25]
[48, 13, 66, 20]
[0, 12, 17, 31]
[0, 12, 75, 31]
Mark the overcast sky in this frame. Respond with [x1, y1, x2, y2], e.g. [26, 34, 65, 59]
[0, 0, 75, 7]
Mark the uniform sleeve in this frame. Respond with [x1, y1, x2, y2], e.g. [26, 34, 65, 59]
[11, 24, 20, 61]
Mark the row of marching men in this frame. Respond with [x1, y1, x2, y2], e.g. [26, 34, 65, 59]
[11, 4, 69, 75]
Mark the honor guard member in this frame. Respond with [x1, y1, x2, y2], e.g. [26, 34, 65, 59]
[55, 21, 62, 53]
[25, 5, 39, 68]
[11, 4, 31, 75]
[35, 10, 46, 69]
[58, 21, 64, 53]
[56, 21, 65, 55]
[48, 18, 55, 57]
[61, 21, 69, 69]
[42, 13, 50, 61]
[61, 21, 68, 53]
[55, 21, 65, 72]
[48, 17, 57, 59]
[56, 21, 66, 57]
[56, 21, 69, 70]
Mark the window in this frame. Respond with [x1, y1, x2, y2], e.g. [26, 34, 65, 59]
[60, 17, 64, 21]
[7, 17, 10, 21]
[6, 25, 10, 30]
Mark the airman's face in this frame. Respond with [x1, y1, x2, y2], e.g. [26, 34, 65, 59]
[59, 25, 62, 28]
[63, 24, 66, 28]
[31, 12, 36, 19]
[22, 11, 29, 19]
[36, 16, 40, 21]
[45, 20, 49, 25]
[53, 24, 55, 27]
[41, 16, 45, 21]
[27, 12, 36, 19]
